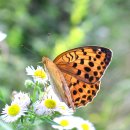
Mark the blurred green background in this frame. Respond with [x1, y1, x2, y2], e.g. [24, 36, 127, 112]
[0, 0, 130, 129]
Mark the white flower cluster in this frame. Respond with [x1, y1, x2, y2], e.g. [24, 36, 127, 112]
[1, 66, 73, 123]
[26, 66, 73, 116]
[1, 92, 30, 122]
[1, 65, 96, 130]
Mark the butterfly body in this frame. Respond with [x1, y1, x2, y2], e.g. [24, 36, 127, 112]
[42, 46, 112, 109]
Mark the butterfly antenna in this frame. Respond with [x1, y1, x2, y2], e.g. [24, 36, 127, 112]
[20, 44, 40, 62]
[20, 44, 36, 56]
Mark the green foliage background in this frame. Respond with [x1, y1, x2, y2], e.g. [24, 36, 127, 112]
[0, 0, 130, 129]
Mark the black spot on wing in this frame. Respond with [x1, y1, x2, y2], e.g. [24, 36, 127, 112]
[80, 59, 84, 64]
[77, 69, 81, 75]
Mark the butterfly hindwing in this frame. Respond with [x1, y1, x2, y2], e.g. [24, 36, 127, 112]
[63, 72, 100, 108]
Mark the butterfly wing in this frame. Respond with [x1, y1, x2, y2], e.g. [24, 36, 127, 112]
[53, 46, 112, 108]
[54, 46, 112, 84]
[62, 72, 101, 107]
[43, 57, 75, 109]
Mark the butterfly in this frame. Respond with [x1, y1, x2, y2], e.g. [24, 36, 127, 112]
[42, 46, 112, 109]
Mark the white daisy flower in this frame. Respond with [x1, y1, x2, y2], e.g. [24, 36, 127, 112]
[26, 66, 48, 84]
[0, 31, 6, 42]
[44, 87, 74, 115]
[12, 91, 31, 107]
[34, 87, 59, 116]
[77, 119, 96, 130]
[34, 98, 59, 116]
[45, 86, 74, 115]
[52, 116, 76, 130]
[1, 102, 27, 123]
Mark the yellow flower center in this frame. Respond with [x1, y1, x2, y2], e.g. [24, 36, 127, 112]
[60, 119, 69, 127]
[44, 99, 56, 109]
[34, 69, 46, 79]
[81, 123, 90, 130]
[8, 104, 20, 116]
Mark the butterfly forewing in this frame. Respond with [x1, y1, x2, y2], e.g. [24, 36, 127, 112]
[54, 46, 112, 84]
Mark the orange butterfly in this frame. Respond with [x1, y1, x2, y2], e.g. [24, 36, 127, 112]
[42, 46, 112, 109]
